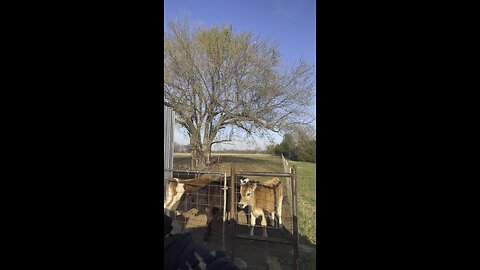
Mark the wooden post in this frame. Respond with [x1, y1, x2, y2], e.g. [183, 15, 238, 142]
[291, 165, 300, 270]
[222, 172, 227, 251]
[230, 167, 236, 221]
[230, 166, 237, 259]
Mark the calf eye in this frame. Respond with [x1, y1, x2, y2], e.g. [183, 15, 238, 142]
[246, 193, 251, 196]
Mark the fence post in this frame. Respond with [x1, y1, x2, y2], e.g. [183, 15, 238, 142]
[282, 154, 292, 204]
[222, 172, 227, 251]
[291, 165, 300, 270]
[230, 166, 236, 259]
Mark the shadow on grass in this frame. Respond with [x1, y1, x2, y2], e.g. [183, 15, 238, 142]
[298, 234, 316, 269]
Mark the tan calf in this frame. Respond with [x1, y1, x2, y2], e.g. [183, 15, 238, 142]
[238, 177, 283, 237]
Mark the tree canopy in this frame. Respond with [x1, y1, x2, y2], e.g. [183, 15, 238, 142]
[164, 18, 315, 168]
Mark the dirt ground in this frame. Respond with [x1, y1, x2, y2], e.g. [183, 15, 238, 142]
[171, 198, 298, 270]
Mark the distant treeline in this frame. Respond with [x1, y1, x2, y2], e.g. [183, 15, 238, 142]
[174, 131, 316, 163]
[265, 133, 316, 163]
[174, 137, 316, 163]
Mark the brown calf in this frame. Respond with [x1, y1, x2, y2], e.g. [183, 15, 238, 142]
[238, 177, 283, 237]
[165, 177, 207, 215]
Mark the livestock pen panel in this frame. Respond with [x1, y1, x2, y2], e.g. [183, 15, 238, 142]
[230, 166, 299, 270]
[164, 169, 228, 251]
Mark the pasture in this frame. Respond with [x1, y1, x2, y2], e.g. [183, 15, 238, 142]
[173, 153, 316, 269]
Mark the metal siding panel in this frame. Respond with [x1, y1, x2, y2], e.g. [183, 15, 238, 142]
[164, 106, 174, 200]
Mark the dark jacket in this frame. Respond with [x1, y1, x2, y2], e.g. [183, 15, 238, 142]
[164, 215, 240, 270]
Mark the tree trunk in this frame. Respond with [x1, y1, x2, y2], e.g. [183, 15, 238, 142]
[190, 140, 211, 170]
[191, 148, 210, 169]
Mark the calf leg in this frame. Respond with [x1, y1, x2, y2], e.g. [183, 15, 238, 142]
[204, 208, 213, 242]
[163, 202, 171, 217]
[278, 196, 283, 226]
[249, 212, 256, 236]
[260, 212, 268, 238]
[245, 206, 251, 226]
[165, 183, 176, 208]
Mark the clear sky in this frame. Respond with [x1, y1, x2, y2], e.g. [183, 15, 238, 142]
[164, 0, 316, 150]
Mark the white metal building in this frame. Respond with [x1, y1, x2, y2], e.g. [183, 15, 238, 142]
[164, 105, 175, 199]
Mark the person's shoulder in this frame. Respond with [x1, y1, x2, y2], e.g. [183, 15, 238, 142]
[164, 232, 194, 259]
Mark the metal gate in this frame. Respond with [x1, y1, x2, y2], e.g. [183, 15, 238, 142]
[230, 166, 300, 270]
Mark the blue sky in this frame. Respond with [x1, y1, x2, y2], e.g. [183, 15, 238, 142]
[164, 0, 316, 150]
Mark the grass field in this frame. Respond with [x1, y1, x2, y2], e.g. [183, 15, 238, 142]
[173, 153, 316, 269]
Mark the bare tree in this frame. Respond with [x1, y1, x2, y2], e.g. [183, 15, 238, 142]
[164, 18, 315, 168]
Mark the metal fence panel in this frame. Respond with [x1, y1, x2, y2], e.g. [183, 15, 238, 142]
[165, 170, 228, 251]
[231, 166, 300, 270]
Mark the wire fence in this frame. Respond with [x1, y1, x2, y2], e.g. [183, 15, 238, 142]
[162, 156, 300, 269]
[164, 169, 228, 251]
[230, 167, 300, 270]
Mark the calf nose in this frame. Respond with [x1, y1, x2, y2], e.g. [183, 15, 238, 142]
[238, 203, 244, 209]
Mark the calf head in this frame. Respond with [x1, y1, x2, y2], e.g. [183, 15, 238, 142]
[239, 178, 250, 185]
[238, 182, 257, 209]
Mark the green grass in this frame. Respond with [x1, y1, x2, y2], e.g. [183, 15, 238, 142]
[173, 153, 316, 269]
[288, 160, 316, 245]
[288, 159, 317, 270]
